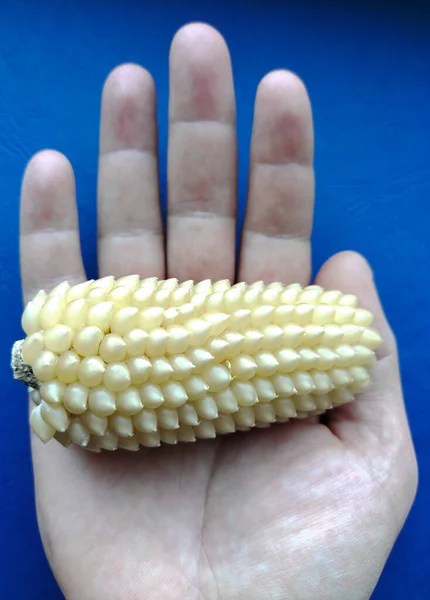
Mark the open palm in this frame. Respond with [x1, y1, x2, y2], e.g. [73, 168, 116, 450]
[20, 24, 417, 600]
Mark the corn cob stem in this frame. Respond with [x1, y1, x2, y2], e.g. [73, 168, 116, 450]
[12, 276, 382, 452]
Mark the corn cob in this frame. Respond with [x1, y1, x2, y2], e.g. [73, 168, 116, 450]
[12, 276, 382, 452]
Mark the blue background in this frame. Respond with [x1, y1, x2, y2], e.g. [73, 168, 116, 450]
[1, 1, 429, 598]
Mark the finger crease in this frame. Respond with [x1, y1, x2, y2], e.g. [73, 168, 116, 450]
[243, 228, 310, 243]
[99, 147, 156, 160]
[168, 209, 235, 221]
[170, 119, 233, 132]
[100, 227, 164, 240]
[22, 228, 79, 238]
[253, 159, 312, 171]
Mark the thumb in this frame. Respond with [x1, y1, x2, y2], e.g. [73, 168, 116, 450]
[315, 251, 409, 442]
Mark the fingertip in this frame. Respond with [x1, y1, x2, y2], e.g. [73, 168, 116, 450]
[256, 69, 310, 107]
[100, 63, 156, 155]
[22, 149, 73, 189]
[102, 63, 154, 96]
[317, 250, 374, 280]
[170, 22, 227, 56]
[251, 69, 313, 167]
[169, 22, 234, 124]
[21, 150, 76, 235]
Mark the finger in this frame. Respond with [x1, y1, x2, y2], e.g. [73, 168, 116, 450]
[167, 23, 237, 282]
[20, 150, 86, 304]
[239, 70, 314, 285]
[98, 64, 164, 279]
[315, 251, 410, 440]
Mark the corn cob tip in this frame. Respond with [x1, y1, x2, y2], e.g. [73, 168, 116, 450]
[13, 275, 383, 451]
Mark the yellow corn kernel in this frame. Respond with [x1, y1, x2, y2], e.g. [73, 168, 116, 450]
[12, 276, 382, 451]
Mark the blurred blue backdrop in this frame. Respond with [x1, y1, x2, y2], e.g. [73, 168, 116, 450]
[0, 1, 429, 598]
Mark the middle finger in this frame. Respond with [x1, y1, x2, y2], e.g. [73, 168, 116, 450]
[167, 24, 237, 282]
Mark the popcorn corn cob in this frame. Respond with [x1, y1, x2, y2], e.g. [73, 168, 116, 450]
[12, 276, 382, 452]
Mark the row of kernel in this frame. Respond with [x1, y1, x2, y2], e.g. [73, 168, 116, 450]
[60, 306, 372, 340]
[36, 321, 379, 363]
[47, 277, 222, 312]
[34, 364, 369, 432]
[227, 344, 375, 379]
[33, 350, 221, 389]
[23, 279, 368, 337]
[199, 284, 359, 311]
[30, 379, 358, 448]
[21, 322, 378, 385]
[21, 290, 374, 340]
[22, 320, 216, 367]
[28, 277, 359, 314]
[85, 384, 357, 449]
[132, 280, 360, 310]
[24, 336, 376, 396]
[22, 281, 204, 334]
[28, 397, 301, 446]
[27, 345, 214, 386]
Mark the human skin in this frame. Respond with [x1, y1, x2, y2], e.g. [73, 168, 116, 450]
[19, 22, 417, 600]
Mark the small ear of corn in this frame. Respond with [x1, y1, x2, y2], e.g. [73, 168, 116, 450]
[14, 276, 382, 451]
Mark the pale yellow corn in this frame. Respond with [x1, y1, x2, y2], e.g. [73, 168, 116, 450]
[12, 276, 382, 452]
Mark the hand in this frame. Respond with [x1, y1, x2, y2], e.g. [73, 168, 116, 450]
[20, 23, 417, 600]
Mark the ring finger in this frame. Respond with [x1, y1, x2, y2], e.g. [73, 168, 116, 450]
[239, 70, 315, 285]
